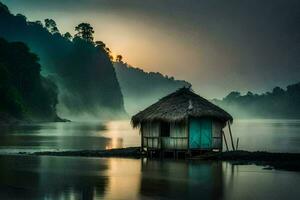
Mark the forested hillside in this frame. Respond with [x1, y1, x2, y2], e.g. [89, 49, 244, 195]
[0, 2, 125, 119]
[213, 82, 300, 119]
[0, 38, 60, 122]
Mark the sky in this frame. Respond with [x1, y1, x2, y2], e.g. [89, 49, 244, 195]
[2, 0, 300, 98]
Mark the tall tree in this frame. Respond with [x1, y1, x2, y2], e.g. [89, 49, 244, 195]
[63, 32, 72, 40]
[44, 19, 59, 34]
[116, 55, 123, 62]
[95, 41, 106, 48]
[75, 23, 94, 42]
[95, 41, 113, 60]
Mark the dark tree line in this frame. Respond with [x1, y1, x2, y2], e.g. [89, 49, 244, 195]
[0, 2, 125, 118]
[213, 82, 300, 119]
[0, 38, 59, 121]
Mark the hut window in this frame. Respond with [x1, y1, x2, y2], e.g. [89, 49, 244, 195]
[160, 122, 170, 137]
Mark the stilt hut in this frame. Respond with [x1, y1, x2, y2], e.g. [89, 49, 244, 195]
[131, 87, 233, 157]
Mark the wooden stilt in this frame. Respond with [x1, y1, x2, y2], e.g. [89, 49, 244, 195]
[228, 122, 235, 151]
[141, 128, 144, 153]
[222, 130, 229, 151]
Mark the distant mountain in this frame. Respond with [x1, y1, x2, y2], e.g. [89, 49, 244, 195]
[213, 82, 300, 119]
[114, 62, 191, 114]
[0, 2, 125, 119]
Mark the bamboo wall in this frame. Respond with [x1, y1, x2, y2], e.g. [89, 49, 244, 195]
[162, 122, 188, 149]
[141, 120, 224, 150]
[142, 121, 188, 149]
[212, 121, 224, 150]
[142, 122, 160, 148]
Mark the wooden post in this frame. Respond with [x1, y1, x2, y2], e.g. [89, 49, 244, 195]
[222, 130, 229, 151]
[228, 122, 235, 151]
[236, 137, 239, 150]
[141, 125, 144, 152]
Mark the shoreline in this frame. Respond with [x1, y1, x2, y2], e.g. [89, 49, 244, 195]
[31, 147, 142, 158]
[196, 150, 300, 172]
[0, 112, 71, 126]
[25, 147, 300, 172]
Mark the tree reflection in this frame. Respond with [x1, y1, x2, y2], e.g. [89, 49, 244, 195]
[0, 156, 109, 200]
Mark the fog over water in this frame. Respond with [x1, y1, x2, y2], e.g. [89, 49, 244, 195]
[0, 119, 299, 153]
[0, 119, 300, 199]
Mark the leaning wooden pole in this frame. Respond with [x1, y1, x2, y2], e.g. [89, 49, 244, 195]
[236, 137, 239, 151]
[228, 121, 235, 151]
[222, 130, 229, 151]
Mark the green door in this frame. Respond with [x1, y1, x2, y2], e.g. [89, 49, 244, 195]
[189, 118, 212, 149]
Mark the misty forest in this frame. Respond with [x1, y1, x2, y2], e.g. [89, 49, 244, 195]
[0, 2, 125, 121]
[0, 2, 192, 122]
[214, 82, 300, 119]
[0, 2, 299, 122]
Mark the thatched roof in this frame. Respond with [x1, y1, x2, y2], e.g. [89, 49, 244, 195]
[131, 87, 233, 128]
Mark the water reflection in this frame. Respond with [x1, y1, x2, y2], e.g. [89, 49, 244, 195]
[0, 155, 110, 200]
[0, 156, 299, 200]
[0, 121, 139, 153]
[104, 158, 141, 199]
[140, 160, 223, 199]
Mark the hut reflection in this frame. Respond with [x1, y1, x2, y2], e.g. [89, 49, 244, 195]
[140, 159, 224, 200]
[187, 161, 223, 200]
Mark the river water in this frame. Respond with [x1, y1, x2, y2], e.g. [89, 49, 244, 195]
[0, 119, 299, 153]
[0, 119, 299, 199]
[0, 156, 299, 200]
